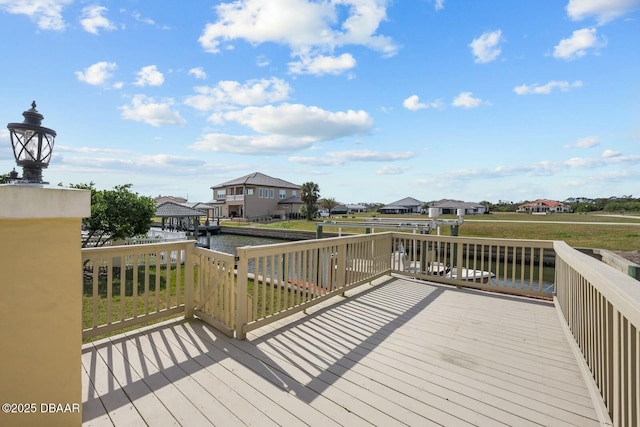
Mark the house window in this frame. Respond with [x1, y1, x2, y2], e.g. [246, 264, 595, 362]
[216, 190, 225, 200]
[259, 188, 263, 198]
[270, 189, 274, 198]
[292, 190, 297, 197]
[246, 188, 254, 196]
[279, 189, 286, 199]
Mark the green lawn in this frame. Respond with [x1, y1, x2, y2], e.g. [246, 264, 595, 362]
[222, 211, 640, 251]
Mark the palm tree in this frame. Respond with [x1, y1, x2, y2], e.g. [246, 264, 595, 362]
[300, 181, 320, 220]
[319, 197, 339, 215]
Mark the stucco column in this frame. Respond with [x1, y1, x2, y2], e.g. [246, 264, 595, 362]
[0, 185, 90, 427]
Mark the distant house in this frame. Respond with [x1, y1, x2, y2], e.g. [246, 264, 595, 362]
[346, 204, 367, 213]
[331, 204, 367, 215]
[517, 199, 572, 214]
[427, 199, 487, 215]
[330, 205, 349, 215]
[379, 197, 424, 214]
[182, 202, 219, 221]
[210, 172, 302, 220]
[154, 195, 187, 204]
[155, 201, 207, 232]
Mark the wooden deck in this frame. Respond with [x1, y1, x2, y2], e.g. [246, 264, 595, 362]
[82, 276, 602, 426]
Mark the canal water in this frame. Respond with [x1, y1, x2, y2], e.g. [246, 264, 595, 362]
[198, 233, 556, 292]
[198, 233, 284, 254]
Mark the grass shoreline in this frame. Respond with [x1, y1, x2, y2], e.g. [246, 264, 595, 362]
[222, 211, 640, 252]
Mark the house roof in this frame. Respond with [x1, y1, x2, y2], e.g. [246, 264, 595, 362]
[154, 195, 187, 204]
[519, 199, 566, 208]
[155, 201, 206, 218]
[278, 195, 302, 204]
[183, 202, 217, 210]
[383, 196, 424, 208]
[428, 199, 485, 209]
[211, 172, 300, 190]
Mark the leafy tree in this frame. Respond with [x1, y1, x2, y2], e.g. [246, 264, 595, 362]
[68, 183, 156, 247]
[300, 181, 320, 220]
[0, 173, 7, 184]
[319, 197, 339, 214]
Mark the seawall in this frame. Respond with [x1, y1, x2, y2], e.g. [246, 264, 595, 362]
[219, 226, 341, 241]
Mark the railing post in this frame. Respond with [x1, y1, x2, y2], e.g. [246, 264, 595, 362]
[336, 241, 347, 293]
[184, 241, 195, 318]
[0, 185, 90, 427]
[235, 248, 249, 340]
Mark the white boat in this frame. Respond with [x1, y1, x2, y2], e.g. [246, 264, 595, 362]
[393, 252, 495, 283]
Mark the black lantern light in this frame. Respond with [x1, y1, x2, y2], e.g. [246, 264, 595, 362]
[7, 101, 56, 184]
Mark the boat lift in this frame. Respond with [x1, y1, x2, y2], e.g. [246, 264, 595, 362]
[315, 208, 466, 239]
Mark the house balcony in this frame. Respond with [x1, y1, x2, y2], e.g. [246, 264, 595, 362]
[225, 195, 244, 203]
[80, 233, 639, 426]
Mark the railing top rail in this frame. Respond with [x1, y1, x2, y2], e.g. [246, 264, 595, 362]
[236, 232, 390, 255]
[82, 239, 195, 255]
[387, 232, 556, 247]
[554, 240, 640, 326]
[193, 246, 235, 260]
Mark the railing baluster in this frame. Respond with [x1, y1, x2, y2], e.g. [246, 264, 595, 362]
[118, 255, 125, 321]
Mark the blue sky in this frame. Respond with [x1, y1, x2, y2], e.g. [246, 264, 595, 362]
[0, 0, 638, 205]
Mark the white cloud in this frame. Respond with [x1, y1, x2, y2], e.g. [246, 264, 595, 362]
[289, 156, 338, 166]
[452, 92, 483, 108]
[134, 65, 164, 87]
[514, 80, 583, 95]
[417, 152, 640, 188]
[120, 95, 186, 127]
[289, 150, 415, 166]
[434, 0, 445, 11]
[553, 28, 605, 60]
[185, 78, 291, 111]
[80, 5, 116, 35]
[566, 0, 640, 24]
[329, 150, 414, 162]
[56, 145, 130, 155]
[0, 0, 72, 30]
[191, 104, 374, 155]
[60, 154, 207, 173]
[288, 53, 356, 76]
[198, 0, 397, 73]
[377, 165, 410, 175]
[403, 95, 425, 111]
[0, 128, 12, 160]
[191, 133, 315, 154]
[75, 61, 117, 86]
[217, 104, 373, 140]
[469, 30, 503, 64]
[188, 67, 207, 80]
[568, 136, 600, 148]
[132, 11, 154, 25]
[402, 95, 442, 111]
[256, 55, 270, 67]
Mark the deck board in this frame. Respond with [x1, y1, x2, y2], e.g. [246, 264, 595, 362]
[83, 276, 602, 426]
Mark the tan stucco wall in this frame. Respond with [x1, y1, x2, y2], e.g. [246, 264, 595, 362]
[0, 185, 89, 426]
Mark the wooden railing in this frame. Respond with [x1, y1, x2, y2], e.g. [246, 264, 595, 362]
[234, 233, 391, 339]
[80, 232, 640, 427]
[554, 241, 639, 427]
[390, 233, 556, 298]
[82, 241, 194, 340]
[192, 247, 236, 336]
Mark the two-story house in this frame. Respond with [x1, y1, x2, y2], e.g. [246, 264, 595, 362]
[210, 172, 302, 220]
[516, 199, 572, 213]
